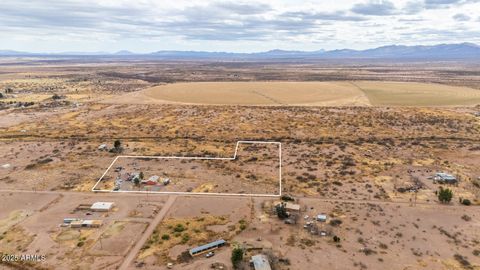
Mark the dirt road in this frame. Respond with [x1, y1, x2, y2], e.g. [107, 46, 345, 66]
[118, 195, 177, 270]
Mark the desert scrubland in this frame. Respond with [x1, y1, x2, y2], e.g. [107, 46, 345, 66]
[0, 58, 479, 270]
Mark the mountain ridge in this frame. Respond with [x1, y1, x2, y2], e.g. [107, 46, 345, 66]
[1, 43, 479, 59]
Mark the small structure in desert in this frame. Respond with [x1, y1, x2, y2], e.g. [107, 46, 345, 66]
[69, 219, 103, 228]
[316, 214, 327, 222]
[98, 144, 108, 151]
[433, 172, 457, 184]
[90, 202, 114, 212]
[250, 254, 272, 270]
[275, 201, 300, 212]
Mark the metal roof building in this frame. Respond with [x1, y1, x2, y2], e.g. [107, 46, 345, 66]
[250, 254, 272, 270]
[90, 202, 114, 212]
[434, 173, 457, 183]
[189, 239, 226, 256]
[275, 202, 301, 212]
[316, 214, 327, 222]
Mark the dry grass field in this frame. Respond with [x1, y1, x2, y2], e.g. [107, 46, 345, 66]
[103, 81, 480, 106]
[104, 81, 370, 106]
[354, 81, 480, 106]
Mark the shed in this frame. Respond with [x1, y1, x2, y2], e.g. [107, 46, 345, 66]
[63, 218, 80, 224]
[70, 220, 83, 228]
[275, 202, 300, 212]
[285, 202, 301, 212]
[82, 220, 103, 228]
[316, 214, 327, 222]
[250, 254, 272, 270]
[90, 202, 114, 212]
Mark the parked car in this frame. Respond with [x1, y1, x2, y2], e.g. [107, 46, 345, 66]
[205, 251, 215, 258]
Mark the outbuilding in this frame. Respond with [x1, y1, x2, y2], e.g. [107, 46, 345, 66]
[250, 254, 272, 270]
[63, 218, 80, 224]
[276, 202, 301, 212]
[82, 220, 103, 228]
[70, 220, 83, 228]
[316, 214, 327, 222]
[90, 202, 114, 212]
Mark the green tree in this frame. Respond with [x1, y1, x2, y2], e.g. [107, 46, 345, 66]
[134, 176, 140, 186]
[438, 187, 453, 203]
[231, 247, 243, 268]
[275, 202, 289, 219]
[333, 235, 341, 243]
[114, 140, 121, 151]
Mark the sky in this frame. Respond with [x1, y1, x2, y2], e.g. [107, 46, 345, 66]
[0, 0, 479, 53]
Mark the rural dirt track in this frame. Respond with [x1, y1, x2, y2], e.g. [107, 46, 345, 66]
[119, 195, 177, 270]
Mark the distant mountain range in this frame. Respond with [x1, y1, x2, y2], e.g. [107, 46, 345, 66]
[1, 43, 479, 59]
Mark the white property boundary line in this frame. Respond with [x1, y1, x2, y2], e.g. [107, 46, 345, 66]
[92, 141, 282, 197]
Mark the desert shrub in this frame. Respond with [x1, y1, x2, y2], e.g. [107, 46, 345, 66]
[330, 219, 343, 227]
[362, 248, 377, 256]
[281, 194, 295, 201]
[454, 254, 472, 268]
[333, 235, 341, 242]
[438, 187, 453, 203]
[161, 234, 170, 240]
[181, 233, 190, 244]
[173, 224, 185, 233]
[239, 219, 247, 231]
[275, 202, 289, 219]
[461, 199, 471, 206]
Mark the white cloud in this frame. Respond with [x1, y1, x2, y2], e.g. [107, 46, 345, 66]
[0, 0, 478, 52]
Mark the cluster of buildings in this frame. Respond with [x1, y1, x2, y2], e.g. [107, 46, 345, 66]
[303, 214, 329, 236]
[64, 202, 114, 228]
[113, 169, 171, 191]
[274, 200, 331, 237]
[187, 239, 273, 270]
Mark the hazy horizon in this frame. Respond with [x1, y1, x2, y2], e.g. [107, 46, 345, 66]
[1, 42, 479, 55]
